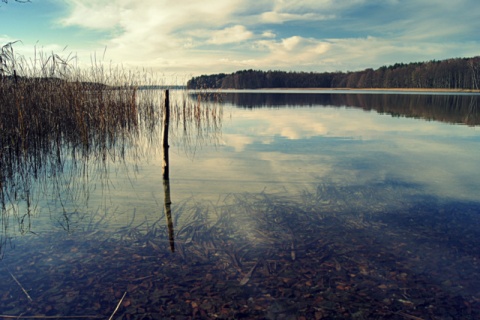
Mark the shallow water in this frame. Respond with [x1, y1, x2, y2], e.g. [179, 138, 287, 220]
[1, 90, 480, 319]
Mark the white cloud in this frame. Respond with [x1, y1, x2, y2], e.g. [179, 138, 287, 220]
[30, 0, 476, 80]
[60, 1, 123, 29]
[282, 36, 302, 51]
[207, 25, 253, 44]
[60, 0, 245, 32]
[260, 11, 333, 23]
[261, 31, 276, 38]
[252, 36, 332, 69]
[272, 0, 364, 12]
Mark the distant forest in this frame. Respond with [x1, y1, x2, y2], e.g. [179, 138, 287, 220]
[187, 57, 480, 90]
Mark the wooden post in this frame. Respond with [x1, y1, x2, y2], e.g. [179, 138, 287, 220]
[162, 89, 174, 252]
[162, 90, 170, 179]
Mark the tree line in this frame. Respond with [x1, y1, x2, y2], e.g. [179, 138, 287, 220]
[187, 56, 480, 90]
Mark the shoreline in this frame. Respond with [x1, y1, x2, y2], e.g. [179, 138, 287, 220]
[252, 87, 480, 93]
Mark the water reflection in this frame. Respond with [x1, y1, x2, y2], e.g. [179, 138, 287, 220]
[1, 90, 480, 318]
[215, 91, 480, 126]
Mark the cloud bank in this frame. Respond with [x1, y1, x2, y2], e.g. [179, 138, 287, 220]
[3, 0, 480, 80]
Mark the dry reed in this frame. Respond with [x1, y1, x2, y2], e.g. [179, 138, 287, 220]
[0, 42, 157, 253]
[0, 42, 223, 256]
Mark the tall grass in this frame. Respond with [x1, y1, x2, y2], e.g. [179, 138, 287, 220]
[0, 42, 224, 255]
[1, 43, 146, 208]
[0, 43, 155, 248]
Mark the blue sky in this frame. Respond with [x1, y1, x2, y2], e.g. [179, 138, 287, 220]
[1, 0, 479, 83]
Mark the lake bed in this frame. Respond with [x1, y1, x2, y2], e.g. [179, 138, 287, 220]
[1, 90, 479, 319]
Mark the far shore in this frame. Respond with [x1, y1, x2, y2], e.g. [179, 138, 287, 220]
[241, 87, 480, 93]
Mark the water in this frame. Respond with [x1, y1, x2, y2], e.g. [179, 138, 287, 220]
[1, 90, 480, 318]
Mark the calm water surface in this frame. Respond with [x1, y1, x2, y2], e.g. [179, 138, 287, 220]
[1, 90, 480, 319]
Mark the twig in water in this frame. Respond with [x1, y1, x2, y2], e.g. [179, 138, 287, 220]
[0, 315, 101, 319]
[130, 275, 154, 281]
[396, 311, 425, 320]
[239, 260, 259, 286]
[8, 270, 33, 302]
[108, 291, 127, 320]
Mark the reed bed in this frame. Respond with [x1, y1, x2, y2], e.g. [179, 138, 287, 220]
[1, 44, 140, 236]
[0, 42, 224, 256]
[1, 43, 139, 202]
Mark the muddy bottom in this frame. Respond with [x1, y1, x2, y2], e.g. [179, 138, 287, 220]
[1, 189, 480, 319]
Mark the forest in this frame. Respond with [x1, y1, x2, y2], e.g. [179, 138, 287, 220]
[187, 56, 480, 90]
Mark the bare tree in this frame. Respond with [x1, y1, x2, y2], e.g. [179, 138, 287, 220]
[469, 59, 480, 90]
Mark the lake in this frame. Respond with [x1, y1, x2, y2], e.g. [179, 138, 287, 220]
[1, 90, 480, 319]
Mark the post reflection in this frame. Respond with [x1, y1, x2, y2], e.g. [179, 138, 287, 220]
[162, 89, 175, 252]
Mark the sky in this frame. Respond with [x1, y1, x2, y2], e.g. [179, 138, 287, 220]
[1, 0, 480, 84]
